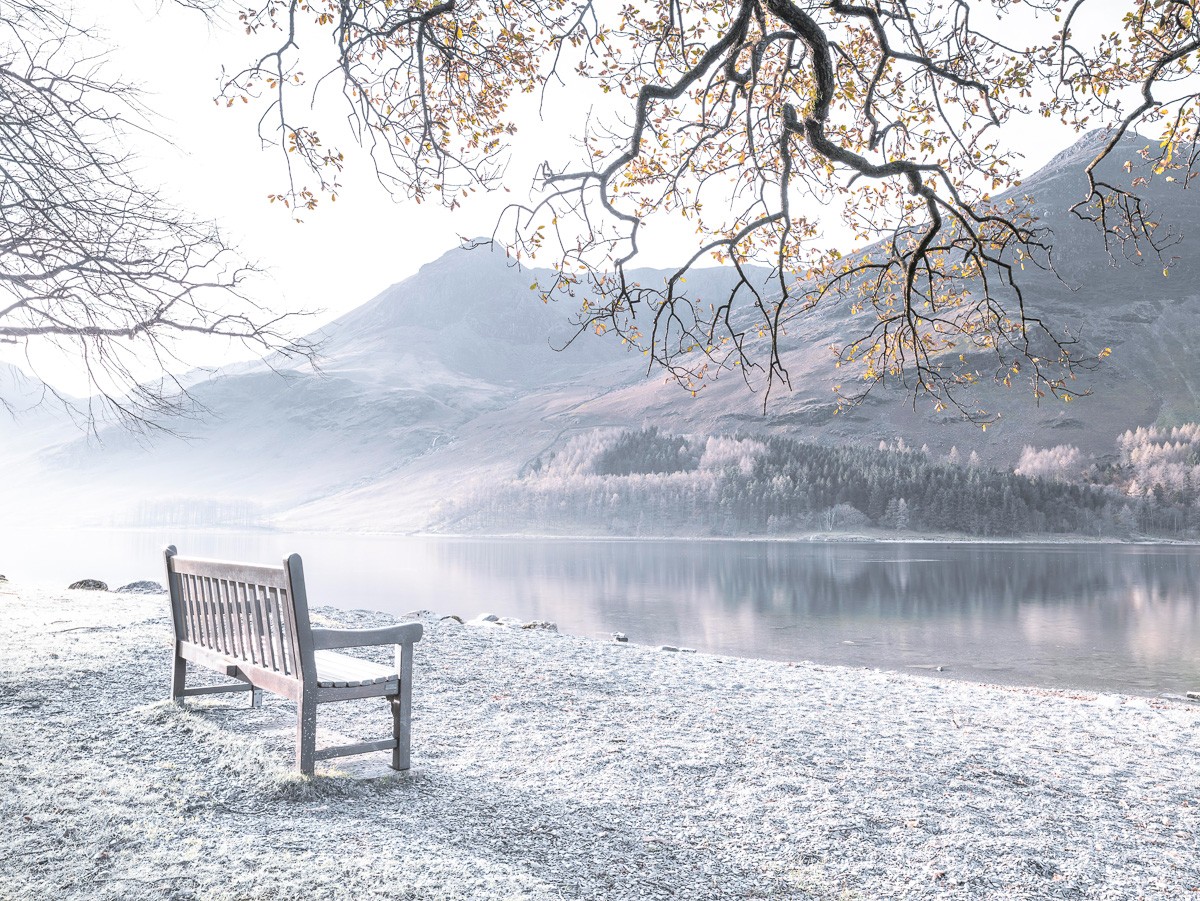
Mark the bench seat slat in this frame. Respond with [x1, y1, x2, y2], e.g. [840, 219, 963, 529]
[313, 650, 397, 688]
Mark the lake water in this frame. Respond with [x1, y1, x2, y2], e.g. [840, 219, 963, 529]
[4, 529, 1198, 697]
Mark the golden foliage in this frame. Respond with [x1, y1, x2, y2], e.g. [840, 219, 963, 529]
[223, 0, 1200, 417]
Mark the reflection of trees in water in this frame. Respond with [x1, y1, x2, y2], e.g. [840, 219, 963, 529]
[426, 540, 1200, 691]
[433, 540, 1200, 623]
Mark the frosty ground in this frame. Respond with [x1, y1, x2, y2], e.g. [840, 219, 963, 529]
[1, 582, 1197, 900]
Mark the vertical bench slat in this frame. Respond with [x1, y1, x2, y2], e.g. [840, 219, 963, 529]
[279, 588, 302, 678]
[264, 587, 281, 674]
[257, 586, 279, 673]
[270, 594, 284, 672]
[246, 582, 264, 667]
[194, 574, 208, 645]
[254, 586, 272, 670]
[179, 573, 193, 641]
[204, 576, 218, 649]
[238, 581, 257, 666]
[206, 576, 228, 655]
[226, 579, 244, 659]
[282, 589, 298, 676]
[184, 574, 201, 644]
[243, 581, 262, 667]
[208, 578, 224, 654]
[189, 574, 205, 648]
[220, 579, 242, 659]
[197, 574, 215, 650]
[207, 577, 224, 654]
[235, 580, 254, 657]
[268, 587, 289, 675]
[246, 580, 262, 667]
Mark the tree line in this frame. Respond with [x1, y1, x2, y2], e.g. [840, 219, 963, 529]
[439, 427, 1199, 539]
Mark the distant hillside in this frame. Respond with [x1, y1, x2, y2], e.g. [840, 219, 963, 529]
[433, 427, 1196, 539]
[564, 129, 1200, 463]
[8, 129, 1200, 533]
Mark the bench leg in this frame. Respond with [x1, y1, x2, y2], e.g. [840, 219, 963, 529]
[170, 650, 186, 704]
[389, 697, 409, 771]
[250, 688, 263, 708]
[391, 641, 415, 771]
[297, 690, 317, 776]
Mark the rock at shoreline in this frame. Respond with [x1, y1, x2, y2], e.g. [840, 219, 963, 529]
[659, 645, 680, 653]
[0, 574, 7, 582]
[440, 614, 464, 624]
[115, 581, 165, 594]
[467, 613, 558, 631]
[612, 632, 628, 643]
[68, 579, 107, 591]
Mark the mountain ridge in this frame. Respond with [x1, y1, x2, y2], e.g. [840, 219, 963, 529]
[5, 129, 1198, 532]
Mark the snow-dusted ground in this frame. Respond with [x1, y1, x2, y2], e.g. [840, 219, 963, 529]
[2, 581, 1198, 900]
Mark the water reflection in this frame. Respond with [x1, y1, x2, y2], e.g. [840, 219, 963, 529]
[4, 529, 1198, 696]
[420, 539, 1200, 696]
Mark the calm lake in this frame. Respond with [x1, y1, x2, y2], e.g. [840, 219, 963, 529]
[6, 529, 1199, 697]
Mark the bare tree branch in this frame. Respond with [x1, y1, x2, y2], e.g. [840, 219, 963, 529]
[0, 1, 315, 432]
[195, 1, 1200, 418]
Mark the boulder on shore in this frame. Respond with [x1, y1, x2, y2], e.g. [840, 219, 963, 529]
[67, 579, 107, 591]
[115, 581, 165, 594]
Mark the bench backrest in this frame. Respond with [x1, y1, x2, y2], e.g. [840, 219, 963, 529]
[164, 546, 316, 684]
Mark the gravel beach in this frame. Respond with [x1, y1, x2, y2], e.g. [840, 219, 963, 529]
[1, 580, 1197, 900]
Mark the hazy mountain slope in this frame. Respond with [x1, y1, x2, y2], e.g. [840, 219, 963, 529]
[0, 362, 85, 467]
[14, 130, 1200, 532]
[555, 130, 1200, 463]
[284, 132, 1200, 532]
[0, 361, 46, 416]
[18, 246, 659, 527]
[314, 245, 625, 389]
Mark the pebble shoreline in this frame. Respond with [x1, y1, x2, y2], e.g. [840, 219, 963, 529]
[2, 581, 1198, 900]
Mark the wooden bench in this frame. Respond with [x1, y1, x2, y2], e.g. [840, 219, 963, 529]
[164, 546, 422, 775]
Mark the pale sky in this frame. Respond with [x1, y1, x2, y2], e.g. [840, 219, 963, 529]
[106, 2, 508, 320]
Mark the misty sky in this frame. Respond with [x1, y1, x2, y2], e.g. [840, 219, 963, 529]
[11, 0, 1107, 391]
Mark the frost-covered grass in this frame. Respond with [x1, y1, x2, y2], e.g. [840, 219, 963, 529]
[1, 582, 1198, 900]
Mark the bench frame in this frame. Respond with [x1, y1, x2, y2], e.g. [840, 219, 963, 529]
[164, 545, 422, 775]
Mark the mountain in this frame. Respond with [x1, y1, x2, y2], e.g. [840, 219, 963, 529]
[0, 362, 83, 455]
[555, 129, 1200, 458]
[9, 129, 1200, 532]
[3, 246, 659, 529]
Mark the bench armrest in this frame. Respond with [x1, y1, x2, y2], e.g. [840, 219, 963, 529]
[311, 622, 424, 650]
